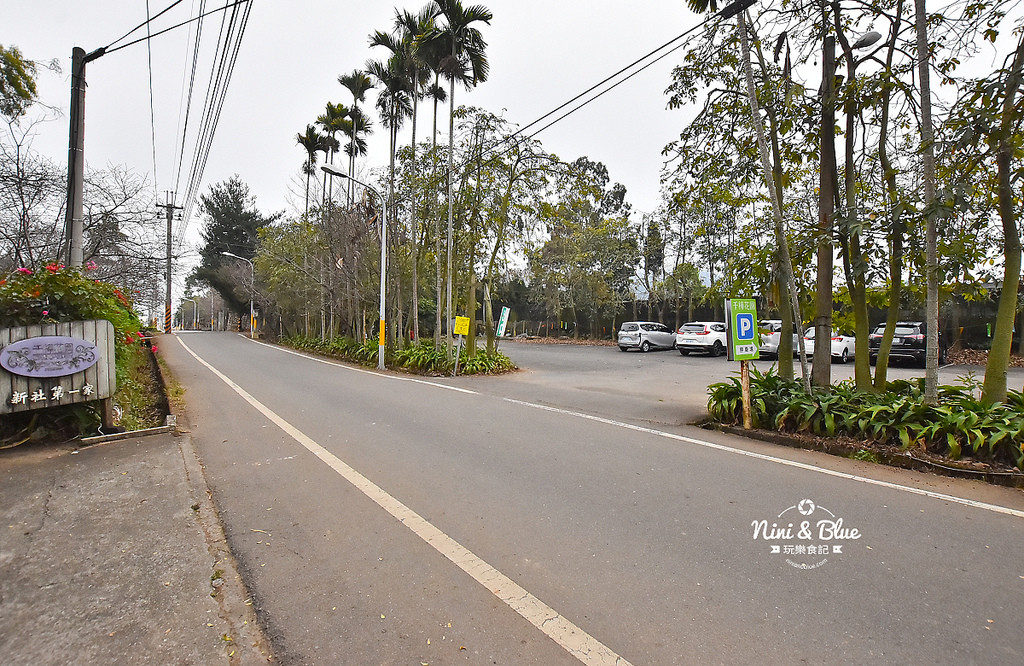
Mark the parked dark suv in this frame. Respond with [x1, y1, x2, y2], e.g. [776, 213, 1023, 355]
[868, 321, 944, 366]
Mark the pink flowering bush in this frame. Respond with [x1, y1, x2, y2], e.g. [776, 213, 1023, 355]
[0, 263, 143, 366]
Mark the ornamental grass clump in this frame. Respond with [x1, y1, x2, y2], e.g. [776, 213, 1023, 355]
[707, 367, 1024, 470]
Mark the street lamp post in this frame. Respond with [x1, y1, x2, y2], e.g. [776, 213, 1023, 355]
[220, 252, 256, 339]
[182, 297, 198, 330]
[322, 164, 386, 370]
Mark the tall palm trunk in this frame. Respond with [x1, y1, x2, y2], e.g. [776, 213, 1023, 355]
[445, 71, 456, 355]
[409, 73, 421, 342]
[433, 77, 443, 348]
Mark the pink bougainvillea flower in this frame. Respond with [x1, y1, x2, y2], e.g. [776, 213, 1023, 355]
[150, 345, 159, 353]
[85, 261, 98, 270]
[42, 310, 48, 316]
[45, 263, 59, 273]
[16, 267, 32, 275]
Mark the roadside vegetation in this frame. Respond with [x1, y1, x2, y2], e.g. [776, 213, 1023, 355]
[0, 265, 163, 445]
[6, 1, 1024, 458]
[282, 335, 515, 375]
[707, 366, 1024, 471]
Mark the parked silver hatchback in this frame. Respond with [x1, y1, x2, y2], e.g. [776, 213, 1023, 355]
[617, 321, 676, 352]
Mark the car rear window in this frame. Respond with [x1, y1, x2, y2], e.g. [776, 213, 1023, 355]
[621, 323, 638, 332]
[894, 326, 918, 335]
[682, 323, 706, 332]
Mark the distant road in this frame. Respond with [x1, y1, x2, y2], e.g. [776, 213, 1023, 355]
[163, 332, 1024, 665]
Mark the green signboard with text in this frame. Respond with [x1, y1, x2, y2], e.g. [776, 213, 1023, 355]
[725, 298, 759, 361]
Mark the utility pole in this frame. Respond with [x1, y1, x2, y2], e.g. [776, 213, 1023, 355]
[63, 46, 105, 267]
[156, 192, 182, 334]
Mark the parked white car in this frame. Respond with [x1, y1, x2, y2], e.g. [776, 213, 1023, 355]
[803, 328, 855, 363]
[617, 321, 676, 352]
[676, 321, 728, 357]
[758, 319, 800, 358]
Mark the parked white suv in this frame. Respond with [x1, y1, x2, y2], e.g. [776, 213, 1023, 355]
[675, 321, 727, 357]
[617, 321, 676, 352]
[758, 319, 800, 358]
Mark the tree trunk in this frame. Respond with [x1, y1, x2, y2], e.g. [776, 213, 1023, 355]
[872, 12, 905, 390]
[814, 30, 837, 390]
[737, 11, 808, 389]
[916, 0, 940, 403]
[982, 32, 1024, 403]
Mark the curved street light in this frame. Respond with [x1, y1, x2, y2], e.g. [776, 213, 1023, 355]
[322, 163, 387, 371]
[220, 251, 256, 339]
[181, 297, 198, 330]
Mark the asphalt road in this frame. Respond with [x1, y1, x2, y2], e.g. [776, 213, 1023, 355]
[162, 332, 1024, 665]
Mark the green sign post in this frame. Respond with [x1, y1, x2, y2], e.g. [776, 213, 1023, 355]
[725, 298, 759, 361]
[725, 298, 759, 430]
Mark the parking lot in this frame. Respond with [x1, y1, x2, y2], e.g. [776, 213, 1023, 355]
[480, 339, 1024, 429]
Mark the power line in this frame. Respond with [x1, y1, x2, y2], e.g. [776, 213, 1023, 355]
[176, 0, 252, 244]
[104, 0, 249, 56]
[105, 0, 189, 51]
[145, 0, 160, 194]
[453, 15, 714, 176]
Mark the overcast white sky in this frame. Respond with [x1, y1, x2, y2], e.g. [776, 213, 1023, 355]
[9, 1, 704, 232]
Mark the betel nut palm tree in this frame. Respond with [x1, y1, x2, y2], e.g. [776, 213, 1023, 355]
[296, 124, 330, 217]
[421, 0, 492, 353]
[337, 70, 375, 204]
[317, 101, 350, 203]
[371, 6, 439, 342]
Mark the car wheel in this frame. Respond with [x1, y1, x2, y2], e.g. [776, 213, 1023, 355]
[619, 346, 628, 352]
[711, 340, 724, 357]
[840, 348, 849, 364]
[640, 340, 651, 353]
[679, 349, 689, 356]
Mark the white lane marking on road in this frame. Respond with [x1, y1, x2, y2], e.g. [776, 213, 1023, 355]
[501, 398, 1024, 520]
[234, 334, 1024, 521]
[176, 336, 631, 666]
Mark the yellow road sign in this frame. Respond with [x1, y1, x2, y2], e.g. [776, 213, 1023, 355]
[454, 316, 470, 336]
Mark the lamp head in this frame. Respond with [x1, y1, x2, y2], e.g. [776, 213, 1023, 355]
[321, 164, 347, 179]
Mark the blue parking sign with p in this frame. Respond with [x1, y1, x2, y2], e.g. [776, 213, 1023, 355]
[737, 313, 754, 341]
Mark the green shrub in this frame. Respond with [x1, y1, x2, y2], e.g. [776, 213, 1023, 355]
[0, 262, 142, 367]
[707, 368, 1024, 470]
[280, 335, 515, 376]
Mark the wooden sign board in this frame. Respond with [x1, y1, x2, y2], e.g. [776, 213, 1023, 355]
[0, 320, 116, 415]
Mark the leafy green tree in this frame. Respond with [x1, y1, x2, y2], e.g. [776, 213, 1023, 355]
[947, 29, 1024, 403]
[0, 45, 37, 119]
[528, 158, 637, 336]
[193, 177, 278, 317]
